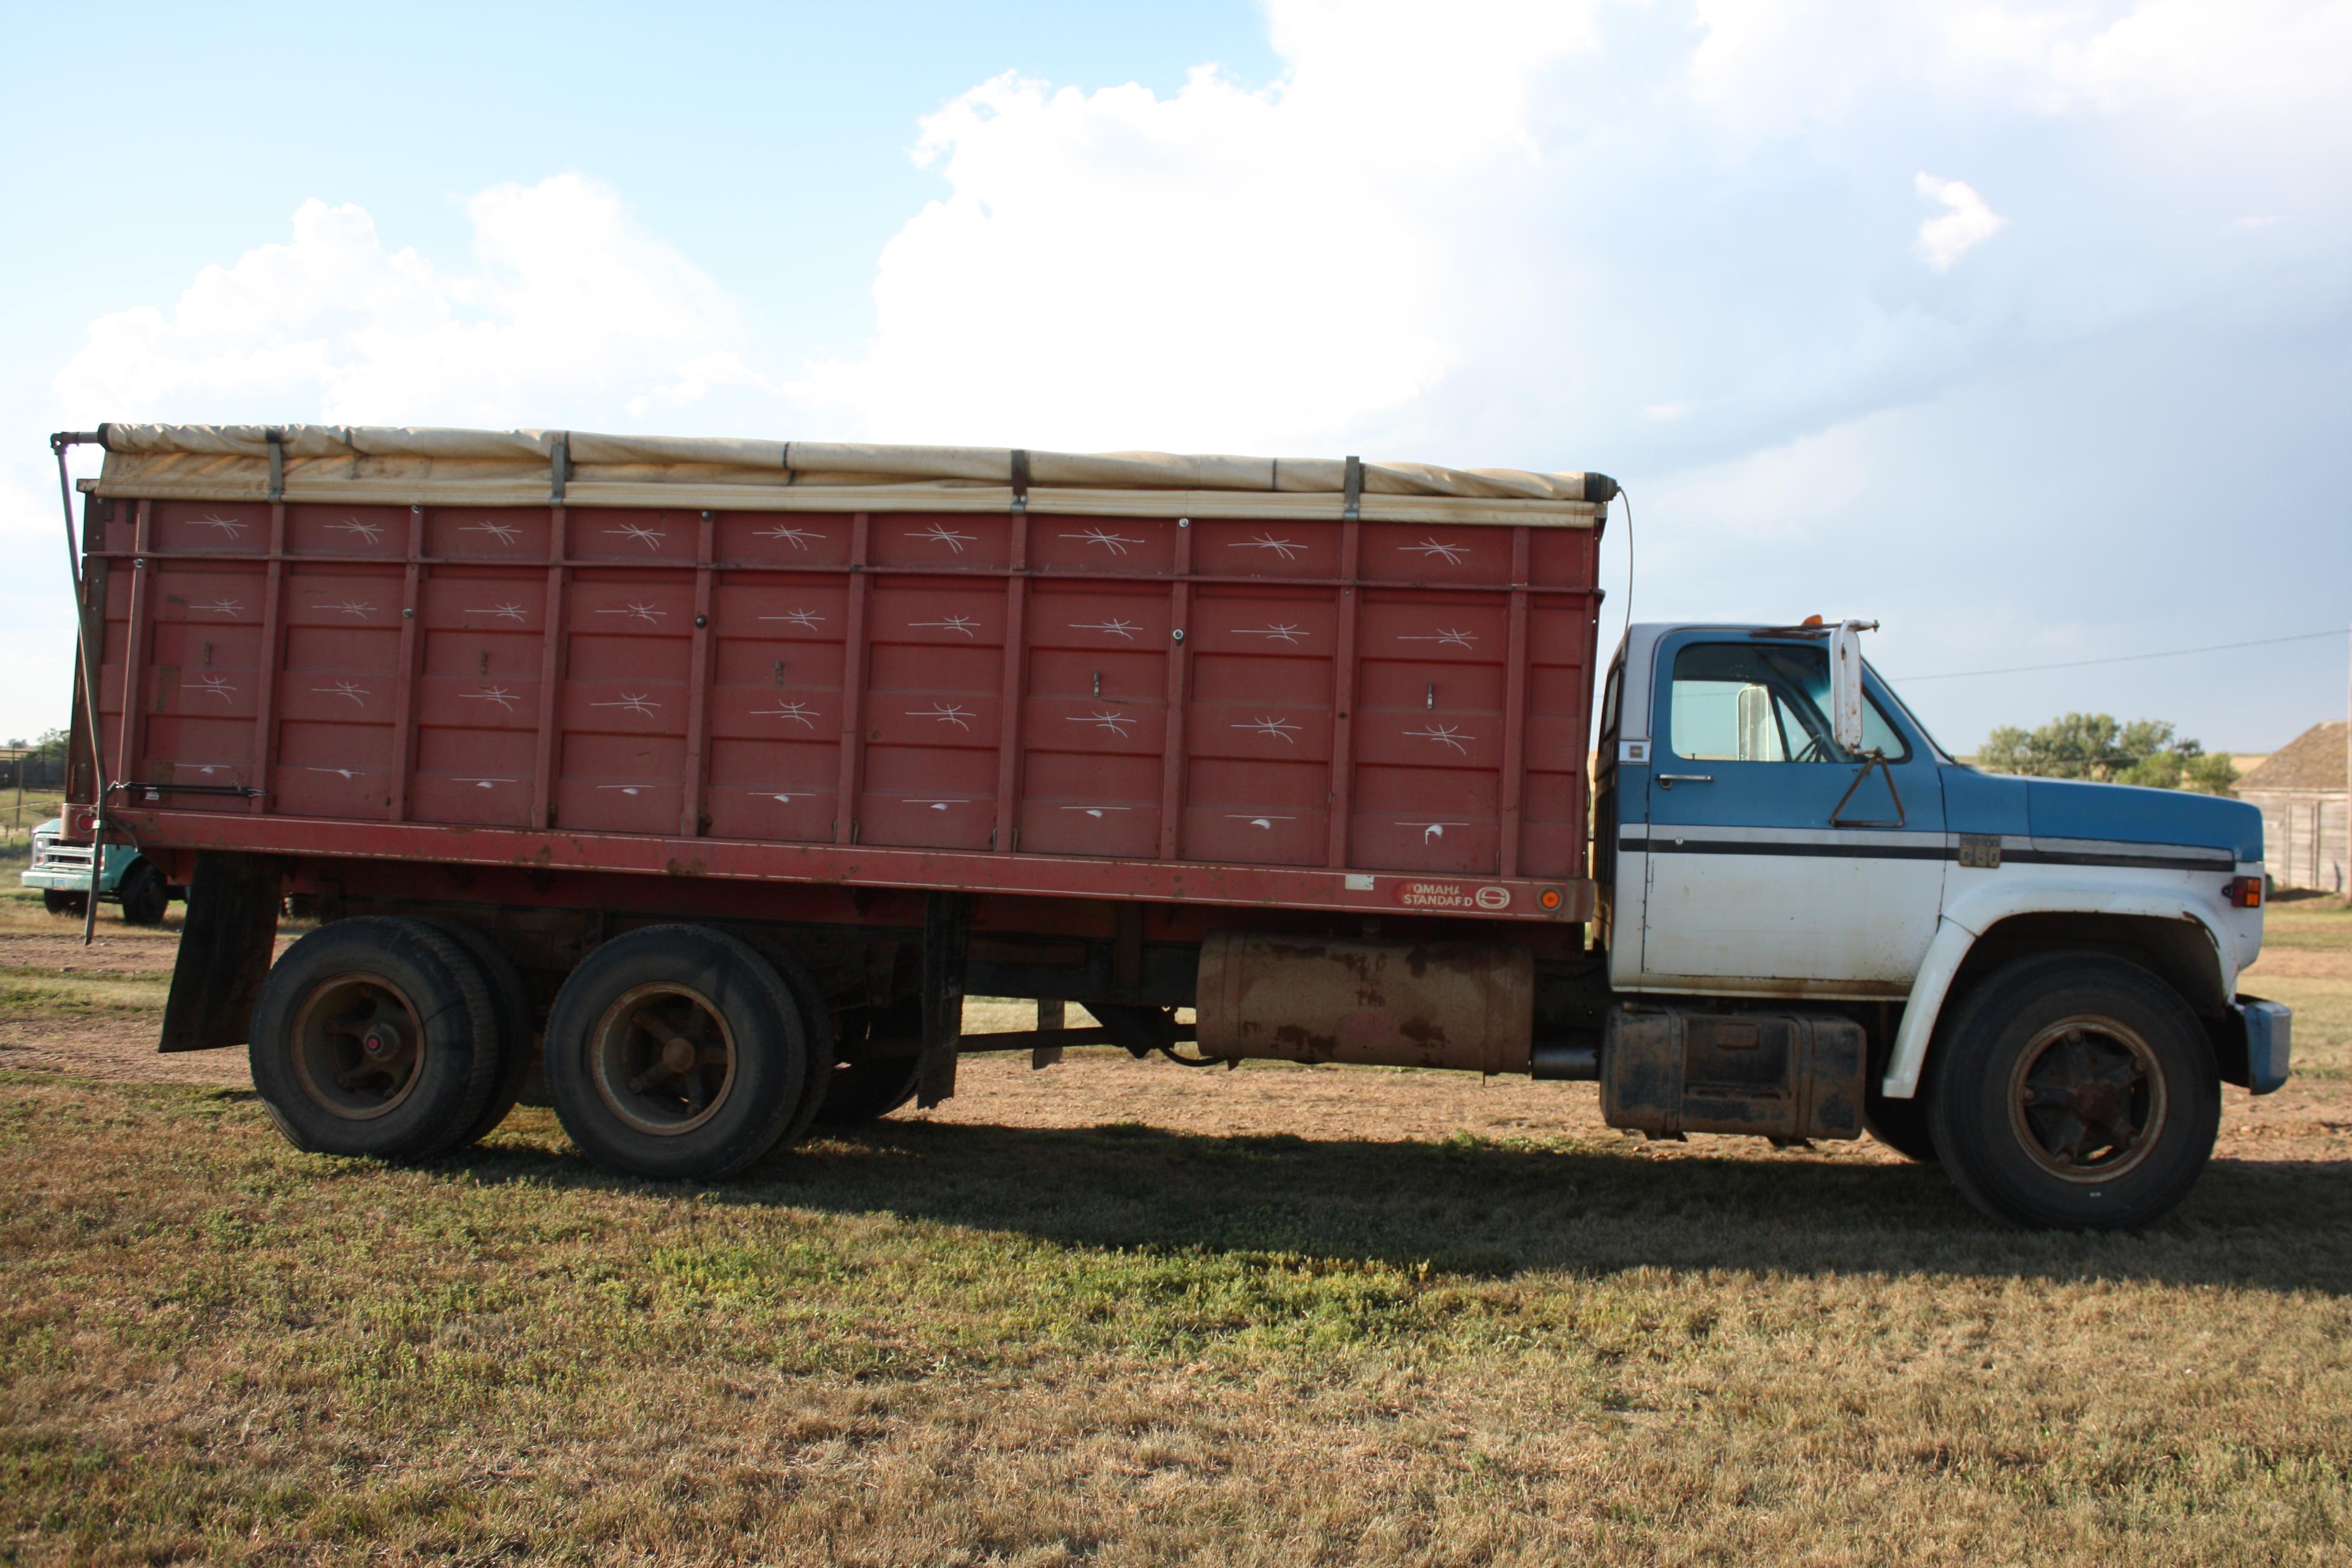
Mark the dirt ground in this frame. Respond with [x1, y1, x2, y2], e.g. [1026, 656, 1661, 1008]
[4, 901, 2346, 1167]
[7, 899, 2351, 1566]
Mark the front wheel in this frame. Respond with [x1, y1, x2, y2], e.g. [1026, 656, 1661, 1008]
[1928, 954, 2219, 1229]
[116, 861, 169, 925]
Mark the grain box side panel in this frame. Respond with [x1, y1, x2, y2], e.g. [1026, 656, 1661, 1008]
[554, 567, 695, 834]
[704, 571, 851, 843]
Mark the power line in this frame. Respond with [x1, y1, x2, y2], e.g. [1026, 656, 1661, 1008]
[1894, 627, 2349, 683]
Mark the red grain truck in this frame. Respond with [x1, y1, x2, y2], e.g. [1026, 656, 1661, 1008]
[47, 424, 2283, 1226]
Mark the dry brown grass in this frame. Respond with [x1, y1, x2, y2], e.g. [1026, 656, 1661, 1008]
[1, 918, 2349, 1564]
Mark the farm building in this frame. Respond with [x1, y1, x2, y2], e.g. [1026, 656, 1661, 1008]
[2236, 720, 2348, 894]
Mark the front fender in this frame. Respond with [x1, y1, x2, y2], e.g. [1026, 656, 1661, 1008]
[1879, 878, 2233, 1099]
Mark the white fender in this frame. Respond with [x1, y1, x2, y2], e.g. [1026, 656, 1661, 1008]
[1879, 878, 2234, 1099]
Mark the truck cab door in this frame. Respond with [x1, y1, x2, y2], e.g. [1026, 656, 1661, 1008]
[1634, 632, 1945, 990]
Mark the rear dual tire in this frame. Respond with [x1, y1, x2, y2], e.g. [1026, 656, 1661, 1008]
[418, 918, 537, 1149]
[252, 919, 832, 1179]
[249, 918, 504, 1161]
[543, 925, 812, 1181]
[813, 999, 922, 1126]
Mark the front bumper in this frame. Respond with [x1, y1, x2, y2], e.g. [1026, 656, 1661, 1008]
[21, 843, 97, 894]
[2223, 997, 2293, 1095]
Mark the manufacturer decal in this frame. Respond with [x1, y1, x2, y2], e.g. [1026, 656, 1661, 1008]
[1474, 885, 1512, 910]
[1956, 834, 2003, 869]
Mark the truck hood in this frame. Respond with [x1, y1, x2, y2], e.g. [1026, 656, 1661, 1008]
[2024, 777, 2262, 862]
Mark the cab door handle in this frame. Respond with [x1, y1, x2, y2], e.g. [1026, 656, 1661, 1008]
[1657, 774, 1714, 789]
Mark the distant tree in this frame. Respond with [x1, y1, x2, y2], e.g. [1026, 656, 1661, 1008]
[1977, 713, 2236, 794]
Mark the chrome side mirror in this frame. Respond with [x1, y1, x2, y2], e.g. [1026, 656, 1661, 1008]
[1828, 620, 1872, 753]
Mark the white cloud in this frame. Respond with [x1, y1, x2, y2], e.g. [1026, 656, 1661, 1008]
[1912, 172, 2008, 271]
[1684, 0, 2352, 136]
[54, 175, 738, 430]
[18, 0, 2352, 755]
[2041, 0, 2352, 119]
[43, 0, 2351, 483]
[796, 0, 1607, 451]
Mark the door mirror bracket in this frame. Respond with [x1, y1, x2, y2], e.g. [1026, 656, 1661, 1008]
[1830, 752, 1905, 829]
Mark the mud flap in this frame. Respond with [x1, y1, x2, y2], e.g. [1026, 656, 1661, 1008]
[159, 853, 282, 1052]
[916, 891, 970, 1107]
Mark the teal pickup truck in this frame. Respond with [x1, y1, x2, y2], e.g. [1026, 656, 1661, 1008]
[20, 818, 174, 924]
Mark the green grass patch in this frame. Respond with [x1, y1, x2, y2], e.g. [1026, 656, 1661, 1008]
[0, 967, 168, 1016]
[1, 1072, 2350, 1565]
[2264, 897, 2352, 950]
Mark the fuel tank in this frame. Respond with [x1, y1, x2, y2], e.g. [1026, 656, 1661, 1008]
[1194, 930, 1534, 1075]
[1600, 1005, 1865, 1140]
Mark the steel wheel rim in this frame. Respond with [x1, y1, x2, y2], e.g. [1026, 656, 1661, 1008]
[290, 971, 427, 1120]
[589, 982, 738, 1137]
[2007, 1014, 2168, 1182]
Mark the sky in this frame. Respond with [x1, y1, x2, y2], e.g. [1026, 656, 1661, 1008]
[4, 0, 2347, 755]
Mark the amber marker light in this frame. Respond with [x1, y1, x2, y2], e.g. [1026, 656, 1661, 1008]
[1539, 887, 1564, 911]
[2225, 876, 2264, 909]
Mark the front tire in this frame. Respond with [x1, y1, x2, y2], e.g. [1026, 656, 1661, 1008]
[249, 918, 503, 1160]
[43, 889, 86, 917]
[1928, 954, 2219, 1229]
[543, 925, 810, 1180]
[117, 861, 168, 925]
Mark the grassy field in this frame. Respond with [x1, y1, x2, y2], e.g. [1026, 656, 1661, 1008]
[2267, 893, 2352, 951]
[0, 791, 64, 867]
[0, 898, 2348, 1563]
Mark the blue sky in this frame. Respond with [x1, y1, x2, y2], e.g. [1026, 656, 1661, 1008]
[4, 0, 2346, 754]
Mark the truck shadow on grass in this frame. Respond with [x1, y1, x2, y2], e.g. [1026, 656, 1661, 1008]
[461, 1115, 2352, 1292]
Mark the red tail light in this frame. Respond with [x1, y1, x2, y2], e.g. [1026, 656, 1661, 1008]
[2226, 876, 2264, 909]
[70, 808, 100, 838]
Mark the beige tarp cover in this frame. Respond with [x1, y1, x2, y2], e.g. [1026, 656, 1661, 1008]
[91, 423, 1612, 528]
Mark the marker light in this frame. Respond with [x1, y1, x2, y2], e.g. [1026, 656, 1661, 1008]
[1538, 887, 1564, 911]
[2225, 876, 2264, 909]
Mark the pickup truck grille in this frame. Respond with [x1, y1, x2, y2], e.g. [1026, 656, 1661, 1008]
[32, 844, 91, 870]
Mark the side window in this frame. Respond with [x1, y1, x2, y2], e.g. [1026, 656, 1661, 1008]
[1860, 698, 1906, 760]
[1599, 655, 1623, 743]
[1667, 642, 1911, 763]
